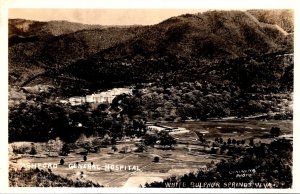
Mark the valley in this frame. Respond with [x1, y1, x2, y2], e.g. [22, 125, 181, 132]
[8, 9, 294, 188]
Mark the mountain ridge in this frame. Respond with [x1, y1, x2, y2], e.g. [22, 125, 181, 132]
[8, 10, 293, 90]
[9, 19, 104, 38]
[98, 10, 291, 60]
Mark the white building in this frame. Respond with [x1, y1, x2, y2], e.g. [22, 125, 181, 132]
[66, 88, 132, 106]
[147, 125, 189, 134]
[147, 126, 166, 132]
[86, 88, 132, 104]
[69, 96, 86, 106]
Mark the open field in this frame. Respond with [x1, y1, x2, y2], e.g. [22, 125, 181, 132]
[168, 119, 292, 141]
[10, 146, 223, 187]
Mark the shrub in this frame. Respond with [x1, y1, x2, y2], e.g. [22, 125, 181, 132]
[112, 145, 118, 152]
[29, 144, 37, 155]
[153, 156, 160, 162]
[9, 168, 103, 187]
[59, 143, 71, 156]
[12, 145, 30, 154]
[270, 127, 281, 137]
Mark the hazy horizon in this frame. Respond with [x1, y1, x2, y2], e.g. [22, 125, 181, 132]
[9, 9, 210, 25]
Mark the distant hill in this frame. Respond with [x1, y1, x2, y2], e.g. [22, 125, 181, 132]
[9, 19, 103, 38]
[247, 9, 294, 33]
[8, 10, 293, 89]
[9, 20, 148, 85]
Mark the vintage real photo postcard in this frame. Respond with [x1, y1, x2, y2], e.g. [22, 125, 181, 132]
[1, 0, 299, 192]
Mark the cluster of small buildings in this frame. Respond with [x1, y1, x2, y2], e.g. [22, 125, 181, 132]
[62, 88, 132, 106]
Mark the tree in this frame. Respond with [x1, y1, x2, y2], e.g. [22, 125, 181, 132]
[158, 131, 176, 149]
[111, 137, 117, 145]
[195, 131, 206, 143]
[153, 156, 160, 162]
[144, 133, 158, 146]
[219, 137, 224, 144]
[59, 143, 70, 156]
[232, 139, 237, 145]
[60, 158, 65, 165]
[249, 138, 254, 147]
[111, 121, 124, 139]
[135, 143, 147, 152]
[199, 136, 206, 144]
[270, 127, 281, 137]
[98, 103, 109, 111]
[215, 137, 219, 143]
[29, 143, 37, 155]
[112, 145, 118, 152]
[210, 147, 217, 154]
[227, 138, 232, 144]
[83, 155, 87, 162]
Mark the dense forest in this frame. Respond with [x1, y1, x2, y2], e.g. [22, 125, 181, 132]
[9, 10, 293, 89]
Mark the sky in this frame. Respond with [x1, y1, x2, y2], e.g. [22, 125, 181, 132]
[9, 9, 207, 25]
[8, 0, 295, 25]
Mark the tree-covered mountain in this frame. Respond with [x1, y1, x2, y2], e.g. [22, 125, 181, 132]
[9, 19, 104, 38]
[8, 10, 293, 91]
[247, 9, 294, 33]
[100, 10, 292, 60]
[9, 20, 147, 86]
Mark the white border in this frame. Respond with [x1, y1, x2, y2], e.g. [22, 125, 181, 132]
[3, 0, 298, 9]
[1, 0, 299, 193]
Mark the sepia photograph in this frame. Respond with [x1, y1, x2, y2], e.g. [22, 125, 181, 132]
[1, 0, 298, 192]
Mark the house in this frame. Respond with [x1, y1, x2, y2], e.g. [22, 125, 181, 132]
[85, 88, 132, 104]
[276, 134, 293, 142]
[69, 96, 86, 106]
[146, 124, 189, 134]
[119, 145, 134, 153]
[147, 125, 166, 132]
[75, 148, 88, 155]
